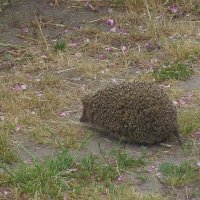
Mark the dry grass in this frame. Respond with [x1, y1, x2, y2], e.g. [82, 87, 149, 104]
[1, 0, 200, 150]
[1, 0, 200, 198]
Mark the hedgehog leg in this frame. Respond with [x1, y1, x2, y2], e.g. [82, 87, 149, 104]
[122, 141, 129, 153]
[174, 130, 183, 145]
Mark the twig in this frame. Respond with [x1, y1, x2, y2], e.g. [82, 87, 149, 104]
[185, 186, 189, 200]
[17, 35, 38, 42]
[159, 143, 172, 148]
[34, 13, 49, 51]
[0, 42, 22, 48]
[175, 21, 200, 23]
[84, 18, 102, 24]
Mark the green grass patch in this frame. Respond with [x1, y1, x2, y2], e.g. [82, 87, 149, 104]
[152, 63, 193, 82]
[178, 110, 200, 135]
[0, 133, 17, 164]
[54, 39, 66, 51]
[1, 150, 74, 199]
[0, 149, 151, 199]
[112, 149, 149, 170]
[108, 184, 166, 200]
[159, 162, 199, 186]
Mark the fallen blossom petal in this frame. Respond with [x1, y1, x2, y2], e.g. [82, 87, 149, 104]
[85, 2, 95, 10]
[156, 172, 161, 177]
[112, 79, 117, 83]
[117, 175, 125, 182]
[98, 54, 106, 60]
[59, 112, 67, 117]
[0, 116, 5, 121]
[21, 84, 27, 90]
[41, 54, 47, 59]
[179, 99, 186, 106]
[67, 168, 77, 173]
[35, 91, 43, 97]
[146, 43, 154, 51]
[197, 161, 200, 167]
[150, 165, 156, 170]
[147, 64, 154, 72]
[16, 125, 21, 132]
[3, 191, 8, 196]
[24, 159, 33, 164]
[22, 27, 29, 33]
[168, 4, 179, 14]
[69, 42, 78, 47]
[173, 100, 179, 106]
[147, 165, 159, 173]
[14, 83, 27, 91]
[105, 47, 113, 52]
[84, 38, 90, 43]
[110, 26, 117, 33]
[119, 29, 128, 36]
[192, 131, 200, 140]
[106, 19, 114, 26]
[159, 83, 171, 89]
[121, 45, 127, 53]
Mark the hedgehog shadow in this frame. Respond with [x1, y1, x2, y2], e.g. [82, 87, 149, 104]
[82, 122, 180, 149]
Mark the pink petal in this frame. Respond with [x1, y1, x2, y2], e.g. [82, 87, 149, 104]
[22, 27, 29, 33]
[35, 91, 43, 97]
[112, 79, 117, 83]
[159, 83, 171, 89]
[16, 125, 21, 132]
[20, 84, 27, 90]
[69, 42, 78, 47]
[14, 83, 27, 91]
[173, 100, 179, 106]
[121, 45, 127, 53]
[106, 19, 114, 26]
[85, 1, 95, 10]
[147, 64, 154, 72]
[105, 47, 113, 52]
[119, 29, 128, 36]
[24, 159, 33, 164]
[110, 26, 117, 33]
[41, 54, 47, 59]
[192, 131, 200, 140]
[0, 116, 5, 121]
[168, 4, 179, 14]
[98, 54, 106, 60]
[156, 172, 162, 177]
[59, 112, 67, 117]
[117, 175, 125, 182]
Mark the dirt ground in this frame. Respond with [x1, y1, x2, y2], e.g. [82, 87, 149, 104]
[0, 0, 200, 199]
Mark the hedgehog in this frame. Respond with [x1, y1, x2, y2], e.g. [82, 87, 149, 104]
[80, 81, 182, 145]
